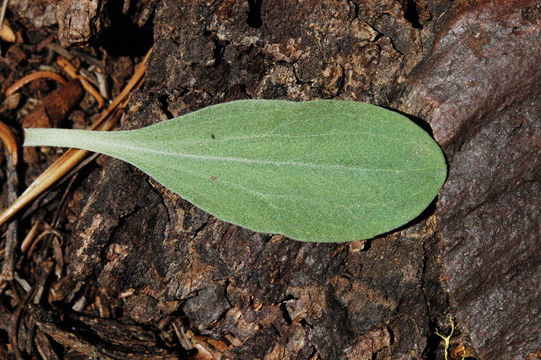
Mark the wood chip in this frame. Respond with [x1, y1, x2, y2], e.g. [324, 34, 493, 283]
[0, 22, 15, 42]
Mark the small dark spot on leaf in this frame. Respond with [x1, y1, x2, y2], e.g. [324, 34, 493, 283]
[210, 176, 218, 181]
[211, 134, 216, 139]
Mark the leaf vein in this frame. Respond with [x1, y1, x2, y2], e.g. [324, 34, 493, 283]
[107, 141, 437, 174]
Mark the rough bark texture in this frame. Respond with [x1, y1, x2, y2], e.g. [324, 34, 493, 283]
[401, 1, 541, 359]
[48, 0, 540, 359]
[55, 0, 107, 47]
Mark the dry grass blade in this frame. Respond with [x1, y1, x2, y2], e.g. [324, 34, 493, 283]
[0, 48, 152, 227]
[0, 120, 18, 165]
[5, 71, 68, 96]
[57, 57, 106, 108]
[19, 220, 40, 253]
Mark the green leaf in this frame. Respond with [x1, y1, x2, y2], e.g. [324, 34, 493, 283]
[24, 100, 447, 242]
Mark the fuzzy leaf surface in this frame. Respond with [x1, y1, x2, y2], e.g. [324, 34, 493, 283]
[24, 100, 447, 242]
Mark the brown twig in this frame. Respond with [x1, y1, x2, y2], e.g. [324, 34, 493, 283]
[5, 71, 68, 96]
[20, 172, 75, 259]
[19, 220, 40, 253]
[27, 226, 63, 258]
[10, 283, 34, 360]
[0, 121, 18, 282]
[57, 57, 106, 108]
[0, 120, 18, 165]
[0, 48, 152, 227]
[10, 262, 53, 360]
[1, 156, 18, 281]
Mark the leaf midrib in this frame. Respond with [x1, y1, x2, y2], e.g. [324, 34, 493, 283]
[97, 139, 438, 174]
